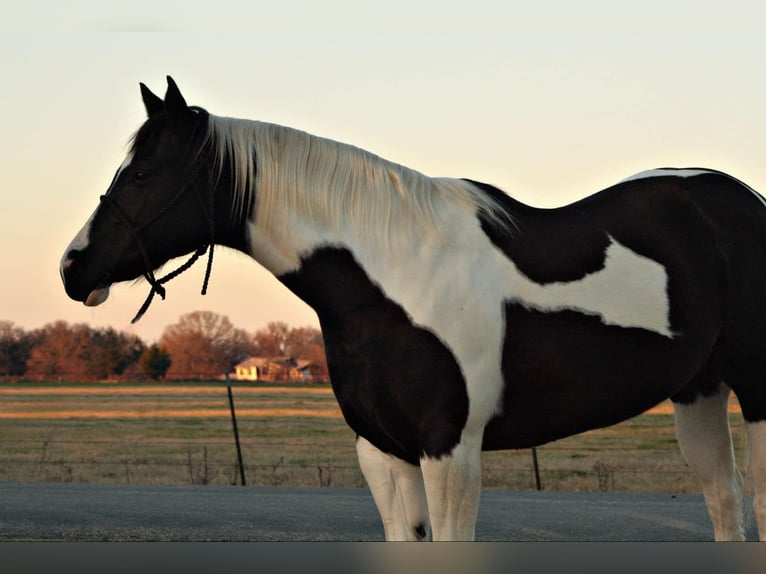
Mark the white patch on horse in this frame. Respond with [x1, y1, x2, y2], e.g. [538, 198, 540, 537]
[60, 208, 97, 273]
[62, 150, 135, 264]
[509, 236, 674, 337]
[620, 168, 712, 183]
[116, 150, 134, 176]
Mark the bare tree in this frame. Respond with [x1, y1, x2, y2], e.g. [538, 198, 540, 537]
[284, 326, 328, 381]
[160, 311, 255, 379]
[250, 323, 328, 381]
[252, 321, 290, 357]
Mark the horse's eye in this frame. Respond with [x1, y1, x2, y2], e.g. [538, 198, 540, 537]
[134, 171, 149, 182]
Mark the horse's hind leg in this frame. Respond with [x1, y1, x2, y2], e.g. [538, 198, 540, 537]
[673, 382, 744, 541]
[745, 421, 766, 539]
[356, 436, 430, 541]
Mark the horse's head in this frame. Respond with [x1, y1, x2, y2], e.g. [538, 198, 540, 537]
[61, 77, 243, 317]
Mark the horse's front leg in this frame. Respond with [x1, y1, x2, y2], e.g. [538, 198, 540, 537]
[419, 432, 483, 541]
[356, 436, 430, 541]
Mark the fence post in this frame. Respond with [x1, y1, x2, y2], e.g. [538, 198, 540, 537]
[531, 447, 542, 491]
[227, 383, 247, 486]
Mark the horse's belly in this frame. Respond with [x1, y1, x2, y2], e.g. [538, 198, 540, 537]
[482, 302, 712, 450]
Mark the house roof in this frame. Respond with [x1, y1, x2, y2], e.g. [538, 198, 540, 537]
[235, 357, 274, 369]
[234, 356, 313, 370]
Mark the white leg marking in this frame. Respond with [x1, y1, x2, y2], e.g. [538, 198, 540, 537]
[419, 432, 482, 541]
[673, 385, 744, 541]
[356, 437, 430, 541]
[745, 421, 766, 541]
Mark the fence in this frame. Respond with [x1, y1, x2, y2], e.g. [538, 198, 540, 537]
[0, 435, 732, 494]
[0, 382, 752, 494]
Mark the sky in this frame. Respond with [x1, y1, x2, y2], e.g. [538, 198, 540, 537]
[1, 1, 765, 343]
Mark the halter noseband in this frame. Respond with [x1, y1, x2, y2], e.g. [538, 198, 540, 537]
[99, 163, 216, 324]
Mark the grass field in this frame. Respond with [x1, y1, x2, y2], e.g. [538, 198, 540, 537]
[0, 381, 751, 494]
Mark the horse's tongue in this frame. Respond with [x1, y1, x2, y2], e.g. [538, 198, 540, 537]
[85, 286, 110, 307]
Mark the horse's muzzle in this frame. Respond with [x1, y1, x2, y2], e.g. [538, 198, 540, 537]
[60, 249, 111, 307]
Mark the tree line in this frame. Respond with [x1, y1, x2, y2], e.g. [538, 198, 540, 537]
[0, 312, 328, 382]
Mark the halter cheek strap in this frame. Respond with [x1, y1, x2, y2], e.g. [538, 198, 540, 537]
[98, 173, 216, 324]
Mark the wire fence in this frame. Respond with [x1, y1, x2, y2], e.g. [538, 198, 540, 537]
[0, 435, 723, 494]
[0, 382, 752, 495]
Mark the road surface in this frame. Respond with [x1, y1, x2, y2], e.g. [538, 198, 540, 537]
[1, 482, 760, 541]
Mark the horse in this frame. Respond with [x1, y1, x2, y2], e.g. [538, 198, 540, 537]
[61, 77, 766, 541]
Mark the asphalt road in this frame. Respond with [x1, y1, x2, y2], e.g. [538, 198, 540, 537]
[1, 482, 761, 542]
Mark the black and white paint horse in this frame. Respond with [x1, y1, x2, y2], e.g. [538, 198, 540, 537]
[61, 78, 766, 541]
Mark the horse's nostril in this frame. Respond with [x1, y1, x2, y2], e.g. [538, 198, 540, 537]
[66, 249, 81, 264]
[62, 249, 81, 272]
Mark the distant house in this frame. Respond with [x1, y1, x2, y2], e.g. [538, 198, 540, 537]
[232, 356, 314, 382]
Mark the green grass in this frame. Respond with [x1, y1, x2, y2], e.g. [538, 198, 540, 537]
[0, 382, 752, 493]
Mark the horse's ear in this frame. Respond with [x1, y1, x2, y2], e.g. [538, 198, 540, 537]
[164, 76, 192, 127]
[140, 83, 164, 117]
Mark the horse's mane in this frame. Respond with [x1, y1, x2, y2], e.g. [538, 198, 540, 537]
[206, 114, 510, 246]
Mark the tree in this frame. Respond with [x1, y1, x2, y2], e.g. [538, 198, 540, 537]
[25, 321, 92, 379]
[252, 321, 290, 357]
[138, 344, 172, 380]
[160, 311, 256, 379]
[284, 326, 328, 381]
[283, 326, 322, 356]
[251, 323, 329, 381]
[0, 321, 36, 377]
[24, 322, 145, 381]
[85, 328, 146, 379]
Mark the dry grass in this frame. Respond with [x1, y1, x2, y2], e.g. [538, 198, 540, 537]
[0, 384, 343, 419]
[0, 382, 751, 493]
[2, 408, 342, 419]
[0, 385, 335, 396]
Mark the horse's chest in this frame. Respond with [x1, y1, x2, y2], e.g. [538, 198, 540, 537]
[280, 246, 474, 464]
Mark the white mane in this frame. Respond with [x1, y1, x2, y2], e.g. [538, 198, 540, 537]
[206, 114, 509, 246]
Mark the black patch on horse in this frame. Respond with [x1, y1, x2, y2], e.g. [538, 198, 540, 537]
[465, 179, 611, 283]
[483, 303, 697, 449]
[279, 247, 469, 465]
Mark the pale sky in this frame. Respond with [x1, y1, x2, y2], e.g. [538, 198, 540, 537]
[2, 1, 765, 342]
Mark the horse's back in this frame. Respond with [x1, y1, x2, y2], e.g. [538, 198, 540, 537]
[482, 169, 766, 448]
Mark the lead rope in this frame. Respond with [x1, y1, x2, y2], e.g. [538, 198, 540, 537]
[200, 171, 215, 296]
[130, 244, 210, 323]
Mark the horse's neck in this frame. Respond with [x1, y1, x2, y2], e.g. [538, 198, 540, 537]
[244, 127, 461, 274]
